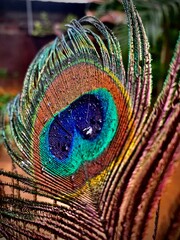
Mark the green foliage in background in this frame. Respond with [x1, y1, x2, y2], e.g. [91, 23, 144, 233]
[88, 0, 180, 100]
[32, 12, 77, 37]
[32, 12, 52, 36]
[0, 94, 14, 111]
[0, 68, 8, 78]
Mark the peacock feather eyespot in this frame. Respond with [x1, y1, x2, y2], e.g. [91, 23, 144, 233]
[27, 59, 131, 193]
[39, 88, 118, 177]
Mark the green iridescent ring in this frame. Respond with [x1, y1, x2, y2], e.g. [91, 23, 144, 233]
[39, 88, 118, 177]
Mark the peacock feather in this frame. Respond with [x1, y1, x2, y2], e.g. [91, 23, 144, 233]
[0, 0, 180, 239]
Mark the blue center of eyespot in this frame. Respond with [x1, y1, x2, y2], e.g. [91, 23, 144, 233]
[48, 94, 104, 160]
[71, 94, 104, 140]
[39, 88, 118, 177]
[48, 109, 74, 161]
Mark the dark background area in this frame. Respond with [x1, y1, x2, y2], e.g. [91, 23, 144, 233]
[0, 0, 87, 97]
[0, 0, 87, 14]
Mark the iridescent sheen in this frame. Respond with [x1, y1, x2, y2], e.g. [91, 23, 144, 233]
[39, 88, 118, 176]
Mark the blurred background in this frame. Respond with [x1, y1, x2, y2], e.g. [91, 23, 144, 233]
[0, 0, 88, 108]
[0, 0, 179, 110]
